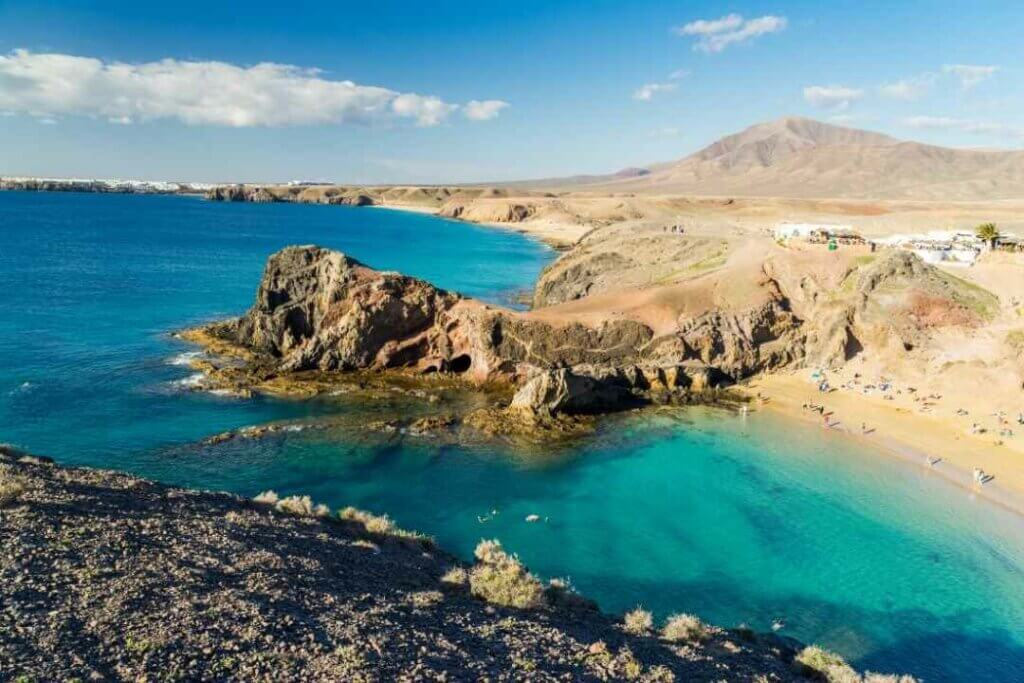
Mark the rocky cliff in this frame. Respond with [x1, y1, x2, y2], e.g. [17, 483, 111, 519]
[190, 245, 808, 426]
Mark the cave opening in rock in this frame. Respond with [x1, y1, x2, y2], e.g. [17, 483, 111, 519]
[448, 354, 472, 373]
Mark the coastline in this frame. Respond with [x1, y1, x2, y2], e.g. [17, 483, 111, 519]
[741, 372, 1024, 517]
[0, 449, 820, 681]
[367, 202, 440, 215]
[368, 202, 582, 250]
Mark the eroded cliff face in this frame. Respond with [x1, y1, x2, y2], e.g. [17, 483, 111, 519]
[195, 245, 807, 423]
[214, 246, 465, 374]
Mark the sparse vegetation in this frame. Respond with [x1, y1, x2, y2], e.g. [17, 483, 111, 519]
[0, 467, 27, 508]
[277, 495, 331, 517]
[623, 606, 654, 634]
[406, 590, 444, 608]
[468, 539, 546, 609]
[975, 222, 999, 245]
[252, 490, 279, 505]
[440, 566, 469, 586]
[338, 506, 434, 546]
[661, 613, 710, 643]
[794, 645, 859, 682]
[253, 490, 330, 517]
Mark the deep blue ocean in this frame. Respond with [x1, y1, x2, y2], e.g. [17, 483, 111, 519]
[1, 191, 1022, 682]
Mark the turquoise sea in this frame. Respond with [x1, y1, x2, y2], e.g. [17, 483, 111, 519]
[1, 191, 1022, 682]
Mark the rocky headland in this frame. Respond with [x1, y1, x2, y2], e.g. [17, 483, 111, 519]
[181, 244, 783, 438]
[0, 447, 917, 682]
[180, 228, 1002, 446]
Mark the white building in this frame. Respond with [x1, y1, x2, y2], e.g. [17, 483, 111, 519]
[773, 222, 855, 240]
[874, 230, 983, 266]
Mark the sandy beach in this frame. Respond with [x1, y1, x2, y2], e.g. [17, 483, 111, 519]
[741, 372, 1024, 516]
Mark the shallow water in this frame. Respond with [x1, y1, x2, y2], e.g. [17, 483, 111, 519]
[2, 192, 1022, 682]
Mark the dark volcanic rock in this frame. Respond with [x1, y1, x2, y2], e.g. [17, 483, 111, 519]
[0, 453, 816, 682]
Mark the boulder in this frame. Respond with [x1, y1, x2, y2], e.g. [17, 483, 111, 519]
[510, 366, 642, 416]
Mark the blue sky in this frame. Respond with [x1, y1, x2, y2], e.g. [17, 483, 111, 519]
[1, 0, 1021, 182]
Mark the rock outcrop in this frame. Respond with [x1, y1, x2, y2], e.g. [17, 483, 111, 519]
[220, 246, 465, 374]
[190, 245, 810, 426]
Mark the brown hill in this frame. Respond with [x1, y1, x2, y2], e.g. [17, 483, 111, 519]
[565, 117, 1024, 200]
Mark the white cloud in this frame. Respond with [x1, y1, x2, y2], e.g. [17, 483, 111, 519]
[675, 14, 787, 53]
[633, 82, 676, 101]
[650, 127, 680, 138]
[463, 99, 508, 121]
[0, 49, 500, 128]
[677, 13, 744, 36]
[879, 73, 937, 101]
[903, 115, 1023, 139]
[390, 93, 457, 127]
[803, 85, 864, 111]
[943, 64, 998, 89]
[668, 69, 690, 81]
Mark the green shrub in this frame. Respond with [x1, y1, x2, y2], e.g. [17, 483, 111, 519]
[468, 539, 545, 609]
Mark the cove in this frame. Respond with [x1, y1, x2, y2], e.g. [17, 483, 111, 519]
[1, 191, 1023, 682]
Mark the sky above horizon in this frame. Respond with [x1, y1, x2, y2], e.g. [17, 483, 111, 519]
[1, 0, 1022, 183]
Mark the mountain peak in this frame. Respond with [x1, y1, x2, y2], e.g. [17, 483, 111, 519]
[691, 117, 901, 168]
[539, 116, 1024, 200]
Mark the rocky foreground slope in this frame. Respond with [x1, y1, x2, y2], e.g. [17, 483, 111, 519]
[0, 447, 917, 682]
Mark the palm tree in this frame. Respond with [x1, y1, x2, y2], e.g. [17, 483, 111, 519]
[976, 222, 1000, 249]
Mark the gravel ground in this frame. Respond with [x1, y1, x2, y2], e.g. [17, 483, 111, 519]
[0, 447, 808, 682]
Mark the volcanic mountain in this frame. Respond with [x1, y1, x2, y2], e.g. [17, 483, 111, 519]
[563, 117, 1024, 200]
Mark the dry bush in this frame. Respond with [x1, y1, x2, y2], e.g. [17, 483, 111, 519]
[793, 646, 860, 682]
[468, 539, 545, 609]
[253, 490, 279, 505]
[0, 468, 27, 508]
[644, 665, 676, 682]
[406, 590, 444, 608]
[253, 490, 329, 518]
[276, 495, 330, 517]
[584, 641, 646, 680]
[339, 506, 434, 546]
[440, 566, 469, 586]
[350, 539, 380, 552]
[339, 506, 396, 534]
[661, 613, 709, 643]
[623, 606, 654, 634]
